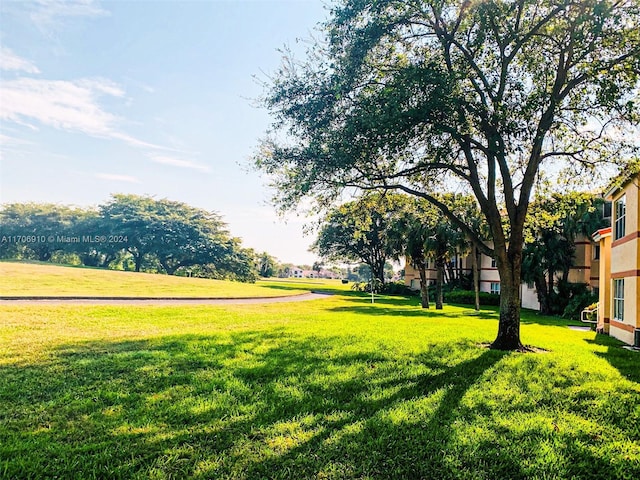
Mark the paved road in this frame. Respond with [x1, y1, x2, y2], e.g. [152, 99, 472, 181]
[0, 292, 332, 306]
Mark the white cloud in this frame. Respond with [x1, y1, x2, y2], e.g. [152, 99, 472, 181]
[0, 47, 41, 74]
[94, 173, 141, 183]
[1, 77, 118, 136]
[0, 76, 167, 150]
[148, 154, 211, 173]
[0, 133, 31, 146]
[29, 0, 109, 30]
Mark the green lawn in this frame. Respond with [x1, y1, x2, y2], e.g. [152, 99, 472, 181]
[1, 292, 638, 479]
[0, 261, 330, 297]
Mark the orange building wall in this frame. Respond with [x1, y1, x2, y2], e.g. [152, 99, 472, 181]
[608, 174, 640, 346]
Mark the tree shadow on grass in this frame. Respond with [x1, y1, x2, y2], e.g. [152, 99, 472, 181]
[586, 334, 640, 384]
[328, 296, 499, 321]
[1, 331, 637, 479]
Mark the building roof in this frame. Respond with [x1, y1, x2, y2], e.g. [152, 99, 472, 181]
[592, 227, 612, 242]
[604, 158, 640, 199]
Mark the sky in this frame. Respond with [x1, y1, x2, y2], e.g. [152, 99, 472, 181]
[0, 0, 333, 266]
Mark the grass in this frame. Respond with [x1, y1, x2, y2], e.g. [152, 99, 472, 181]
[1, 292, 639, 479]
[0, 261, 334, 298]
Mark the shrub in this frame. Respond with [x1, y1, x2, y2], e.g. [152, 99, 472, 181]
[351, 280, 414, 296]
[444, 289, 501, 306]
[380, 281, 414, 296]
[563, 291, 599, 320]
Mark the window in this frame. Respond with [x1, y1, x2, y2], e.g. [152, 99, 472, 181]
[490, 258, 496, 268]
[593, 245, 600, 260]
[490, 282, 500, 294]
[613, 279, 624, 321]
[614, 195, 626, 240]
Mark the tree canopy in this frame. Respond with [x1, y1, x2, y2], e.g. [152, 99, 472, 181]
[312, 193, 407, 283]
[256, 0, 640, 350]
[0, 195, 258, 282]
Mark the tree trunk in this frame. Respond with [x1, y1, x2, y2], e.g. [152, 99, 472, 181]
[100, 253, 116, 269]
[446, 262, 454, 285]
[534, 274, 551, 315]
[417, 257, 429, 309]
[490, 247, 524, 351]
[435, 254, 444, 310]
[547, 268, 554, 305]
[160, 259, 178, 275]
[372, 260, 386, 285]
[471, 243, 480, 311]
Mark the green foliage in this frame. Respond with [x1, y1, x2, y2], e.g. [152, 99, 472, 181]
[445, 289, 501, 307]
[0, 203, 86, 261]
[523, 192, 609, 315]
[560, 285, 599, 321]
[350, 277, 383, 293]
[257, 251, 278, 278]
[380, 281, 414, 296]
[350, 280, 413, 296]
[313, 193, 408, 283]
[0, 196, 258, 282]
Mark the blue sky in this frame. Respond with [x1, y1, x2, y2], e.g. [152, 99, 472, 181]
[0, 0, 331, 265]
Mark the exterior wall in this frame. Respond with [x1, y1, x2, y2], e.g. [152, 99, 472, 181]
[403, 232, 601, 315]
[478, 252, 500, 294]
[318, 269, 340, 279]
[521, 284, 540, 311]
[569, 237, 599, 291]
[594, 229, 612, 334]
[405, 255, 473, 290]
[404, 258, 437, 289]
[608, 174, 640, 346]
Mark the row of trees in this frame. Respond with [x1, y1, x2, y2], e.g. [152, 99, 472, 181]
[256, 0, 639, 349]
[311, 190, 608, 315]
[0, 194, 258, 282]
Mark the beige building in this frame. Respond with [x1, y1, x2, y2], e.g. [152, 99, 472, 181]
[404, 233, 604, 314]
[404, 246, 539, 309]
[599, 171, 640, 346]
[569, 236, 601, 292]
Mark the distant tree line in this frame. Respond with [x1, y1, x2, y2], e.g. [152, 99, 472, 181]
[0, 194, 259, 282]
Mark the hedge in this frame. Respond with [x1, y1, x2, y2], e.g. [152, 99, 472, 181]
[444, 289, 501, 306]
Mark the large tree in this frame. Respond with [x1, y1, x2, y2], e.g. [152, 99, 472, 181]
[100, 194, 236, 275]
[256, 0, 640, 350]
[312, 193, 407, 284]
[0, 203, 80, 261]
[257, 251, 278, 278]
